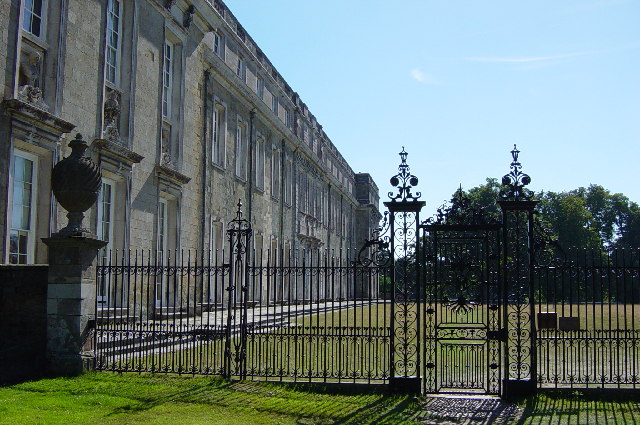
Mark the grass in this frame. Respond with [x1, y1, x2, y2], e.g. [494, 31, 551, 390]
[0, 373, 416, 425]
[1, 373, 639, 424]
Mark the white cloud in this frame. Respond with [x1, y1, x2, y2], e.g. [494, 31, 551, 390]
[410, 68, 437, 84]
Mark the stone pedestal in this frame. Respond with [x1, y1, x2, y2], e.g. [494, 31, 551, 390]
[42, 236, 106, 376]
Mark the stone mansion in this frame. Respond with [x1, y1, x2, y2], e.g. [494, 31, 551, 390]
[0, 0, 380, 265]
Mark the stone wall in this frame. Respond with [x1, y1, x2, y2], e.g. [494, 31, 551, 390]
[0, 265, 48, 383]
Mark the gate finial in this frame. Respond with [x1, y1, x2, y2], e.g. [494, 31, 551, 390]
[388, 147, 422, 203]
[500, 144, 533, 201]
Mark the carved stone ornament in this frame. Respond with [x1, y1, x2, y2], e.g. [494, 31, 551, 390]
[17, 51, 49, 111]
[183, 5, 195, 29]
[160, 125, 173, 166]
[103, 88, 121, 142]
[51, 134, 102, 236]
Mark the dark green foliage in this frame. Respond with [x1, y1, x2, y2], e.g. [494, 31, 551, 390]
[454, 181, 640, 251]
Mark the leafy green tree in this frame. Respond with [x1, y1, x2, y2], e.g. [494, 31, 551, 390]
[614, 201, 640, 249]
[466, 177, 501, 220]
[447, 181, 640, 251]
[537, 190, 601, 250]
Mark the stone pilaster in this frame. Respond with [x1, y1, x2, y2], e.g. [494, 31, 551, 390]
[42, 236, 106, 376]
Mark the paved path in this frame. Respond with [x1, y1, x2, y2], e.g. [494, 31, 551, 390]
[417, 397, 524, 424]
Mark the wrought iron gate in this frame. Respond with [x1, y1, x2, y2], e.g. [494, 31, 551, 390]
[381, 146, 536, 396]
[421, 196, 502, 394]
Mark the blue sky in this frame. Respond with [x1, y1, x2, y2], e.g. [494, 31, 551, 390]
[224, 0, 640, 214]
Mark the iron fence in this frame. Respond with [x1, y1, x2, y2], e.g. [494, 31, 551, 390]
[535, 248, 640, 388]
[94, 247, 392, 383]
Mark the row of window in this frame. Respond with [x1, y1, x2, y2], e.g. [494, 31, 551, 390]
[210, 98, 351, 230]
[6, 141, 349, 264]
[211, 102, 291, 201]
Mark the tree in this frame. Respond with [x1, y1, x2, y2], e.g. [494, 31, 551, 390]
[466, 177, 501, 220]
[537, 190, 601, 250]
[447, 182, 640, 251]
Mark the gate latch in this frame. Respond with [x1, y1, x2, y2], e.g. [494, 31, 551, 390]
[487, 328, 507, 341]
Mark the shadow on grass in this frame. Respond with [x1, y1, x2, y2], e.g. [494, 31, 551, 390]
[514, 391, 640, 425]
[331, 394, 417, 424]
[106, 379, 236, 417]
[99, 375, 405, 423]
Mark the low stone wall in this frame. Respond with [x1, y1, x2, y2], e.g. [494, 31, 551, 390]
[0, 264, 48, 384]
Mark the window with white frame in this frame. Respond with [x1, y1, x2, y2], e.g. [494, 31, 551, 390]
[209, 220, 223, 258]
[96, 178, 115, 306]
[254, 134, 265, 190]
[212, 101, 226, 166]
[22, 0, 45, 38]
[254, 234, 263, 260]
[235, 117, 248, 179]
[213, 31, 223, 58]
[284, 108, 291, 129]
[162, 41, 173, 119]
[97, 178, 115, 254]
[298, 172, 307, 213]
[8, 150, 38, 264]
[284, 157, 292, 205]
[209, 220, 221, 253]
[158, 198, 168, 253]
[271, 96, 277, 113]
[256, 75, 264, 99]
[270, 237, 278, 265]
[236, 54, 244, 81]
[206, 220, 223, 302]
[105, 0, 122, 86]
[271, 146, 280, 199]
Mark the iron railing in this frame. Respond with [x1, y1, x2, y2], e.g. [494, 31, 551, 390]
[535, 248, 640, 388]
[94, 247, 392, 383]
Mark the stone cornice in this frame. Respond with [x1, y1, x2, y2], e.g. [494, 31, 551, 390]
[2, 98, 75, 136]
[92, 139, 144, 166]
[155, 164, 191, 186]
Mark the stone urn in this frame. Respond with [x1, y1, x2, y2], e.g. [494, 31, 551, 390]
[51, 133, 102, 236]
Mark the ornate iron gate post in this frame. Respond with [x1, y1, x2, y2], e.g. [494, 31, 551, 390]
[384, 148, 425, 392]
[498, 146, 538, 397]
[224, 201, 252, 379]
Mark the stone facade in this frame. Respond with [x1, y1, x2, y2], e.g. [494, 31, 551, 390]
[0, 0, 380, 266]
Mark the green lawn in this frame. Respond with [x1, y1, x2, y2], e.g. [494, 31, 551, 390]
[0, 373, 414, 425]
[1, 373, 639, 424]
